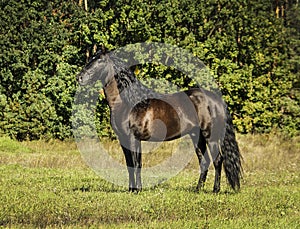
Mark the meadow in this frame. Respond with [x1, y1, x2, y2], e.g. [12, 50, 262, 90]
[0, 134, 299, 228]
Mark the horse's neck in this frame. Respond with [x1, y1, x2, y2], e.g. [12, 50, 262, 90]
[104, 72, 159, 108]
[103, 77, 122, 108]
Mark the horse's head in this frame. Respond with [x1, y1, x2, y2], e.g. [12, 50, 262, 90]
[77, 51, 115, 86]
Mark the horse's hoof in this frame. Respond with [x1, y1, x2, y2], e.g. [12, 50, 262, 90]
[195, 186, 202, 193]
[128, 187, 142, 193]
[195, 183, 205, 192]
[213, 187, 220, 193]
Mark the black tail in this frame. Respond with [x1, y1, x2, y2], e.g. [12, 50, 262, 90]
[221, 109, 242, 191]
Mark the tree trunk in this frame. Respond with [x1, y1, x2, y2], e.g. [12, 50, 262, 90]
[78, 0, 87, 11]
[84, 0, 88, 11]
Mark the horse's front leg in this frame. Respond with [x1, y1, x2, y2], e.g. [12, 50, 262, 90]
[121, 145, 136, 191]
[134, 141, 142, 191]
[121, 138, 142, 192]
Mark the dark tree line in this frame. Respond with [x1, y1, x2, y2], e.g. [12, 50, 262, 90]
[0, 0, 299, 140]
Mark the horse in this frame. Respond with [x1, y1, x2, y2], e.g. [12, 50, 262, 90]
[76, 50, 242, 193]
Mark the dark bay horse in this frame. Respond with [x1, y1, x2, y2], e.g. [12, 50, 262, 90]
[77, 50, 242, 193]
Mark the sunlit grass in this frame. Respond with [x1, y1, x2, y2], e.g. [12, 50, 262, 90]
[0, 134, 299, 228]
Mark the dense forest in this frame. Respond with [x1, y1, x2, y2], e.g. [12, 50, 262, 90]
[0, 0, 299, 140]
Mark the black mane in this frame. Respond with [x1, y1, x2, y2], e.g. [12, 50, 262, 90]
[109, 54, 160, 107]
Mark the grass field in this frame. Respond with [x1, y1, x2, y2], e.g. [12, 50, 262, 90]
[0, 134, 299, 228]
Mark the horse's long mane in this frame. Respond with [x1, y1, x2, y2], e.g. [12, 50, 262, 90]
[109, 54, 160, 107]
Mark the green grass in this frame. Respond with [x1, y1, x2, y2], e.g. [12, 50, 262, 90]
[0, 135, 299, 228]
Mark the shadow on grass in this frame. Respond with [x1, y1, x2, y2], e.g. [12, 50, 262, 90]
[72, 182, 127, 193]
[169, 186, 239, 195]
[71, 175, 240, 195]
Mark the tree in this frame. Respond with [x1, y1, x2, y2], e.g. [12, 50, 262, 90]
[0, 0, 298, 140]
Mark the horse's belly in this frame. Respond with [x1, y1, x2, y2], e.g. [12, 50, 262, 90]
[129, 99, 196, 142]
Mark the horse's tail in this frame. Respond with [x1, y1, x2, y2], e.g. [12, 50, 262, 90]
[221, 108, 242, 191]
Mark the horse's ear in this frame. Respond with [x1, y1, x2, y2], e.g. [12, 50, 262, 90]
[101, 46, 108, 55]
[92, 46, 108, 57]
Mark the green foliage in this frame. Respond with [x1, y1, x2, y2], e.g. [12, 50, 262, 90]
[0, 0, 299, 140]
[0, 0, 82, 139]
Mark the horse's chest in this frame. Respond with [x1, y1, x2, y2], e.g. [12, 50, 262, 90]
[128, 108, 154, 140]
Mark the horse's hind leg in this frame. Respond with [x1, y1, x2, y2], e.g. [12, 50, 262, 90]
[213, 152, 223, 193]
[208, 142, 223, 193]
[191, 132, 210, 191]
[198, 144, 211, 191]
